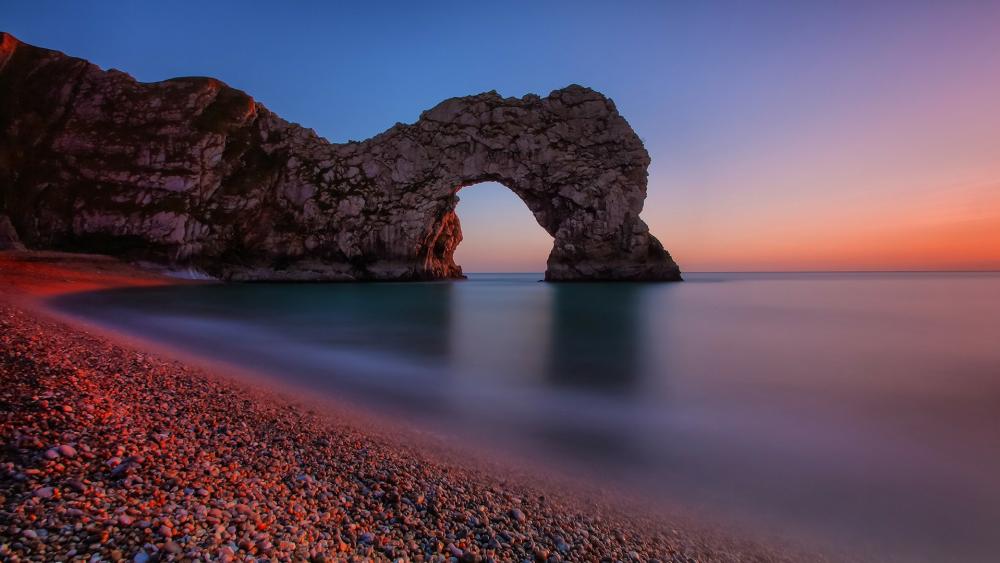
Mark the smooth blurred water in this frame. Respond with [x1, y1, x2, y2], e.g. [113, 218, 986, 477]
[54, 273, 1000, 561]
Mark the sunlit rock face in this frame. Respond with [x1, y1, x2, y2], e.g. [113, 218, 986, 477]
[0, 32, 681, 281]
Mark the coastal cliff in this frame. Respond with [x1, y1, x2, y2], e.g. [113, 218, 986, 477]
[0, 32, 681, 281]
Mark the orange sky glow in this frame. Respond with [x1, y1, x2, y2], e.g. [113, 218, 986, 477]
[458, 25, 1000, 273]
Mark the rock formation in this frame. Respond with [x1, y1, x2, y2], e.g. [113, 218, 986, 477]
[0, 32, 681, 281]
[0, 214, 24, 250]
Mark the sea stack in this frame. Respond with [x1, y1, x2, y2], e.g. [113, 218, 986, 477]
[0, 32, 681, 281]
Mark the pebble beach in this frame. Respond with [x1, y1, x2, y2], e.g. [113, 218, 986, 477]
[0, 252, 797, 562]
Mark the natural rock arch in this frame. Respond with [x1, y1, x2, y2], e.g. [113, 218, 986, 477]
[376, 86, 681, 281]
[0, 32, 681, 281]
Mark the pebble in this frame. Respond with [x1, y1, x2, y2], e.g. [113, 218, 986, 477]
[164, 541, 183, 554]
[34, 486, 55, 498]
[555, 537, 570, 553]
[65, 478, 87, 493]
[57, 444, 77, 457]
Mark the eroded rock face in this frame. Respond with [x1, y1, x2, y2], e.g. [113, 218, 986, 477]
[0, 214, 24, 250]
[0, 32, 681, 281]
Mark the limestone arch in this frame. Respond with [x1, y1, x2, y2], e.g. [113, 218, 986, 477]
[360, 85, 682, 281]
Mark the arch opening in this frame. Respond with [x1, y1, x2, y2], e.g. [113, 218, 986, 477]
[451, 182, 553, 275]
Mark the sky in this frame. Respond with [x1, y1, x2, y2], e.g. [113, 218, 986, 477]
[6, 1, 1000, 272]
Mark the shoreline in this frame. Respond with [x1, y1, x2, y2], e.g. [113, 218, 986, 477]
[0, 251, 801, 562]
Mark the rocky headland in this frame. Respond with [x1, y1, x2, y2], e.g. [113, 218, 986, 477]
[0, 32, 681, 281]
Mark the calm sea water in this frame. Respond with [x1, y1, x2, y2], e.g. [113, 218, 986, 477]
[54, 273, 1000, 561]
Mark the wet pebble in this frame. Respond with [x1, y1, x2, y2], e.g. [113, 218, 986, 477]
[34, 486, 54, 498]
[164, 541, 183, 554]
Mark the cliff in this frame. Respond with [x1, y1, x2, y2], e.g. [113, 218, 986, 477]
[0, 32, 681, 281]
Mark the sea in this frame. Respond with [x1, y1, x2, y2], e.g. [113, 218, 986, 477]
[53, 272, 1000, 562]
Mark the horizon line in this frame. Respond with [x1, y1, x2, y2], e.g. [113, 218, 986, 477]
[464, 269, 1000, 274]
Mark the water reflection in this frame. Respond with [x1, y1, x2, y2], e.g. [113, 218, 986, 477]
[546, 284, 643, 394]
[54, 282, 458, 405]
[298, 282, 455, 362]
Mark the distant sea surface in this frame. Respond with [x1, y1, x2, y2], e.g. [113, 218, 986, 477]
[54, 272, 1000, 562]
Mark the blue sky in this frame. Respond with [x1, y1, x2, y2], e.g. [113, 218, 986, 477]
[7, 1, 1000, 271]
